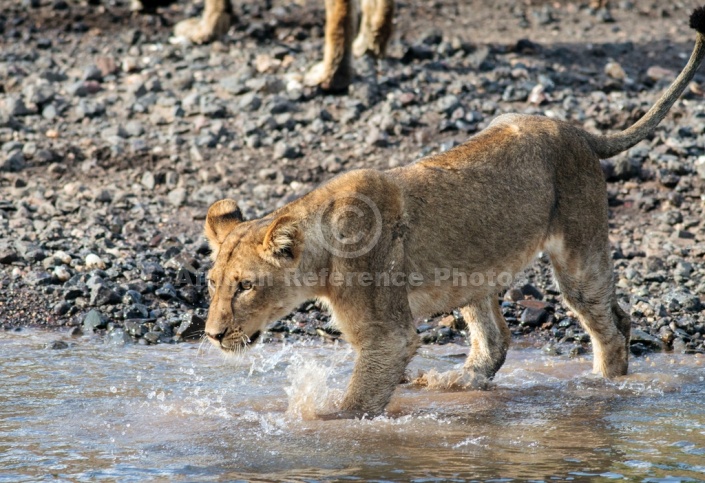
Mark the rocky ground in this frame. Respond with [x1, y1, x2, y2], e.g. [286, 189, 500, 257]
[1, 0, 705, 356]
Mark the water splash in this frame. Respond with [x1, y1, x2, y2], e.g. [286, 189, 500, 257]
[283, 344, 353, 419]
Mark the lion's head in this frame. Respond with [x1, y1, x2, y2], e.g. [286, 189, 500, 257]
[203, 199, 308, 353]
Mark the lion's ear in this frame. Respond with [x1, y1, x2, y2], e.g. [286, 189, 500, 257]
[205, 199, 243, 254]
[260, 216, 302, 266]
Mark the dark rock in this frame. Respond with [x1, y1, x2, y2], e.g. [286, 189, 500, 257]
[143, 331, 161, 344]
[520, 307, 548, 327]
[122, 290, 142, 304]
[124, 303, 150, 319]
[2, 151, 25, 172]
[140, 262, 165, 282]
[82, 65, 103, 82]
[176, 313, 206, 340]
[630, 329, 665, 349]
[611, 157, 641, 181]
[53, 301, 71, 316]
[90, 284, 120, 306]
[402, 45, 435, 63]
[0, 245, 19, 264]
[26, 271, 53, 286]
[630, 343, 648, 356]
[155, 283, 177, 300]
[663, 289, 702, 313]
[520, 283, 544, 300]
[124, 320, 148, 337]
[178, 285, 201, 304]
[273, 142, 300, 160]
[47, 340, 69, 350]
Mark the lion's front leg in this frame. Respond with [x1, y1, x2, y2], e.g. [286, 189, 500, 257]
[174, 0, 232, 44]
[304, 0, 355, 91]
[321, 324, 418, 419]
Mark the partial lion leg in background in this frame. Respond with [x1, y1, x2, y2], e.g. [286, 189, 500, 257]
[174, 0, 232, 44]
[353, 0, 394, 58]
[589, 0, 610, 9]
[305, 0, 356, 91]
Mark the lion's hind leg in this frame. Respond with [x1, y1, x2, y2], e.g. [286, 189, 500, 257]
[546, 235, 629, 378]
[353, 0, 394, 58]
[461, 296, 511, 380]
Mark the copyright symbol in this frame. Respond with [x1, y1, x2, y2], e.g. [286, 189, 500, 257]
[314, 192, 382, 259]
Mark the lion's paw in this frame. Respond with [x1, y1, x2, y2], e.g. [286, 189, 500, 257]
[352, 33, 384, 58]
[173, 12, 230, 44]
[411, 369, 493, 391]
[304, 62, 327, 87]
[304, 61, 352, 92]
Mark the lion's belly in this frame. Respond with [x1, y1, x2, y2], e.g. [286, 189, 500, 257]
[406, 241, 545, 318]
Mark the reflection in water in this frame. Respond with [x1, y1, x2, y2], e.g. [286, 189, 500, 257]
[0, 330, 703, 482]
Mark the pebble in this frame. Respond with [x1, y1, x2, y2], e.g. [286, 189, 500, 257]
[168, 188, 187, 207]
[85, 254, 106, 270]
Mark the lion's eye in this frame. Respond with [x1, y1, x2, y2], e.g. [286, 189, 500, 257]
[239, 280, 253, 291]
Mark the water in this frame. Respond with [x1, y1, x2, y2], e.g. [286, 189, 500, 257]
[1, 330, 704, 482]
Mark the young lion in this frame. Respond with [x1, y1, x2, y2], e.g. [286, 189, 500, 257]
[203, 8, 705, 418]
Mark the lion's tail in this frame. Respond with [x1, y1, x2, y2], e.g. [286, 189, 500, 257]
[589, 7, 705, 159]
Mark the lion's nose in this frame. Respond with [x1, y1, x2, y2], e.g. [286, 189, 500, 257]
[206, 327, 228, 342]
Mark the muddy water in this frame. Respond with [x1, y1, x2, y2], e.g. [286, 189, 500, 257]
[1, 330, 704, 482]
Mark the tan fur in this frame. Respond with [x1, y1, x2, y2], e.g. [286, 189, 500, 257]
[174, 0, 233, 44]
[203, 19, 705, 418]
[174, 0, 394, 91]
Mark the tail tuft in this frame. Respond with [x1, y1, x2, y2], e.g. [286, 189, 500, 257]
[690, 6, 705, 34]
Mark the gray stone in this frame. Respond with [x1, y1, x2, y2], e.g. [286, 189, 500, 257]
[141, 171, 156, 190]
[75, 99, 105, 118]
[107, 328, 132, 346]
[82, 65, 103, 82]
[663, 289, 702, 313]
[140, 261, 165, 282]
[124, 303, 150, 319]
[630, 329, 665, 349]
[68, 81, 90, 97]
[219, 75, 248, 95]
[168, 188, 187, 207]
[42, 104, 58, 120]
[611, 156, 641, 181]
[90, 285, 120, 306]
[26, 271, 53, 286]
[144, 331, 161, 344]
[239, 92, 262, 111]
[47, 340, 69, 350]
[125, 120, 145, 137]
[273, 142, 299, 160]
[83, 309, 107, 331]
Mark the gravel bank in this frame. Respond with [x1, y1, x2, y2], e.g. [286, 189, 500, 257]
[1, 0, 704, 355]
